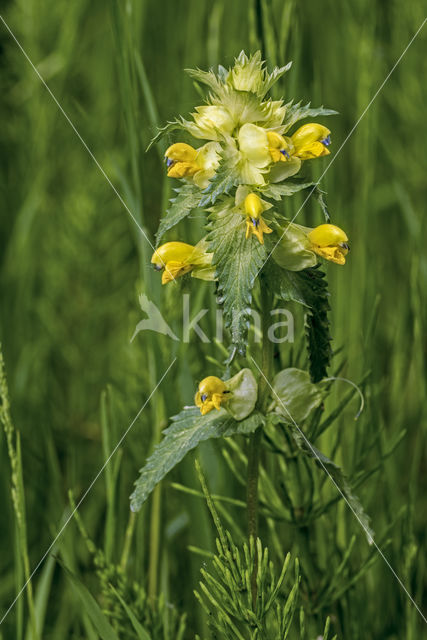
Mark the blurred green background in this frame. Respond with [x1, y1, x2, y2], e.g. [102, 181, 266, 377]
[0, 0, 426, 638]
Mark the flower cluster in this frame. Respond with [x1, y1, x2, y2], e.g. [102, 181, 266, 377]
[152, 51, 349, 288]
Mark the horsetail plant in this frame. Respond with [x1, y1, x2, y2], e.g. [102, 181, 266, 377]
[131, 51, 372, 638]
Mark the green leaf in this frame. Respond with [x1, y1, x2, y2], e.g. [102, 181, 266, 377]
[276, 266, 332, 382]
[271, 368, 324, 423]
[62, 565, 120, 640]
[185, 66, 225, 95]
[155, 184, 201, 246]
[282, 101, 338, 133]
[146, 120, 185, 151]
[312, 186, 331, 222]
[199, 154, 239, 207]
[208, 204, 267, 354]
[259, 181, 315, 200]
[130, 407, 264, 511]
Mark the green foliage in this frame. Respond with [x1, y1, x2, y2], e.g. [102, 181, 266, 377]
[199, 154, 239, 207]
[1, 1, 426, 639]
[276, 266, 332, 382]
[281, 101, 338, 133]
[259, 181, 315, 200]
[130, 407, 265, 512]
[271, 367, 323, 423]
[208, 204, 267, 354]
[269, 414, 374, 544]
[155, 184, 202, 246]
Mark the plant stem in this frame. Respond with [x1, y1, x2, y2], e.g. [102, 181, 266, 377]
[247, 283, 273, 606]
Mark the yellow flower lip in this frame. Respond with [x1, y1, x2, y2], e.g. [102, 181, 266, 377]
[165, 143, 199, 178]
[307, 224, 349, 265]
[195, 376, 229, 415]
[267, 131, 291, 162]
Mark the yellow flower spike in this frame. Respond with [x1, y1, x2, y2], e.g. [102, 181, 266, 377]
[195, 376, 229, 415]
[243, 193, 273, 244]
[291, 123, 331, 160]
[307, 224, 350, 265]
[165, 143, 199, 178]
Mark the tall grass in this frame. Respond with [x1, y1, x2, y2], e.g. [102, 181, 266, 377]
[0, 0, 426, 638]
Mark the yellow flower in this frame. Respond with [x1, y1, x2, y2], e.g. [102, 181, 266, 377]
[165, 143, 199, 178]
[267, 124, 331, 163]
[272, 222, 349, 270]
[184, 105, 235, 141]
[244, 193, 273, 244]
[151, 241, 213, 284]
[307, 224, 349, 265]
[195, 376, 229, 415]
[291, 123, 331, 159]
[165, 142, 220, 188]
[237, 123, 272, 185]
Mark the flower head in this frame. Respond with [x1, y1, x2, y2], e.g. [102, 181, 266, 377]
[291, 123, 331, 160]
[151, 241, 213, 284]
[195, 376, 229, 415]
[272, 222, 349, 270]
[165, 142, 220, 188]
[307, 224, 349, 265]
[244, 193, 273, 244]
[165, 143, 199, 178]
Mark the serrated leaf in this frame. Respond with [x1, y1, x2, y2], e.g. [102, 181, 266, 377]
[185, 67, 225, 95]
[282, 101, 338, 133]
[208, 205, 267, 354]
[199, 155, 239, 207]
[155, 184, 201, 246]
[259, 181, 315, 200]
[146, 120, 185, 151]
[261, 61, 292, 97]
[276, 266, 332, 382]
[130, 407, 264, 511]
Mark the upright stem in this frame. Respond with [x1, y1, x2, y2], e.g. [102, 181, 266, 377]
[246, 283, 273, 606]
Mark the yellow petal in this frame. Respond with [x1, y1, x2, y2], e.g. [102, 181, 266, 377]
[167, 161, 199, 178]
[291, 123, 330, 150]
[266, 131, 288, 149]
[244, 193, 263, 219]
[161, 261, 192, 284]
[212, 393, 223, 410]
[307, 224, 348, 247]
[238, 123, 271, 168]
[165, 143, 198, 163]
[151, 242, 196, 267]
[312, 246, 347, 265]
[295, 141, 330, 160]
